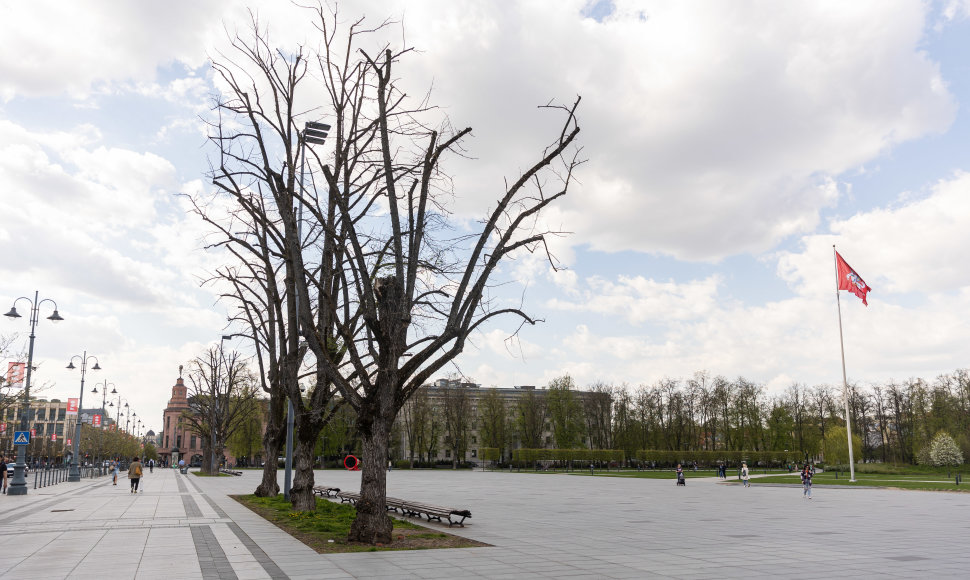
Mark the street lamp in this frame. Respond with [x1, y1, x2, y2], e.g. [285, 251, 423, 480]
[283, 120, 331, 499]
[66, 352, 101, 482]
[109, 397, 128, 432]
[4, 291, 63, 496]
[91, 381, 116, 466]
[212, 334, 237, 474]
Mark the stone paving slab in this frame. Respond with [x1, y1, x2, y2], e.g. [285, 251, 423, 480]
[2, 467, 969, 578]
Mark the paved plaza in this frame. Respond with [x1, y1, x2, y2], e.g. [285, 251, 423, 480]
[0, 467, 967, 579]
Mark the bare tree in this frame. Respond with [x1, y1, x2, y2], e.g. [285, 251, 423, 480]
[478, 388, 509, 460]
[182, 348, 260, 474]
[582, 382, 614, 450]
[202, 4, 580, 543]
[515, 389, 548, 449]
[441, 384, 471, 469]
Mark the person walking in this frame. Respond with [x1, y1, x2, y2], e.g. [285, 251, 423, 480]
[741, 462, 750, 488]
[148, 458, 154, 473]
[128, 456, 143, 493]
[801, 464, 813, 499]
[111, 460, 119, 485]
[1, 455, 7, 494]
[676, 463, 685, 486]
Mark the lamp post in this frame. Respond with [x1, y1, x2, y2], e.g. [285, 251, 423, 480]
[211, 334, 236, 474]
[4, 291, 63, 496]
[91, 382, 115, 466]
[283, 120, 331, 500]
[109, 397, 128, 432]
[66, 352, 101, 482]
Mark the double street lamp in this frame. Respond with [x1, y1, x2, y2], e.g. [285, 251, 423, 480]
[109, 397, 129, 432]
[3, 291, 63, 496]
[66, 352, 101, 481]
[91, 381, 116, 465]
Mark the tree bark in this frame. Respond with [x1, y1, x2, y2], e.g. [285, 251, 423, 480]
[290, 405, 326, 511]
[347, 399, 394, 544]
[254, 386, 287, 497]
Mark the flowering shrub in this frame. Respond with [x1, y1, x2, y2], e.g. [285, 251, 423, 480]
[929, 431, 964, 467]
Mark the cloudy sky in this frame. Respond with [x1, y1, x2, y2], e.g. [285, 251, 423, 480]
[2, 0, 969, 433]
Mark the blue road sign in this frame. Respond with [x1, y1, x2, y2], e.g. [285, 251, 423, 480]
[14, 431, 30, 445]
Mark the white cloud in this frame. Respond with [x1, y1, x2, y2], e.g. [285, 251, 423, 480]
[777, 171, 970, 297]
[378, 0, 956, 261]
[547, 274, 723, 323]
[0, 1, 224, 101]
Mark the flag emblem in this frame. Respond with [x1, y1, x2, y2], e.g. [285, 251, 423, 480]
[835, 251, 871, 306]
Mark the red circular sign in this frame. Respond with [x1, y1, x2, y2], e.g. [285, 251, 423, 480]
[344, 455, 360, 470]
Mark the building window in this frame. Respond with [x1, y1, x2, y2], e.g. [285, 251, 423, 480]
[37, 408, 46, 420]
[56, 423, 64, 436]
[471, 449, 477, 458]
[445, 450, 451, 458]
[191, 435, 197, 449]
[165, 435, 169, 448]
[58, 408, 66, 420]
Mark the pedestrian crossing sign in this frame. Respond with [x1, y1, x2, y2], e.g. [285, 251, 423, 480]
[14, 431, 30, 445]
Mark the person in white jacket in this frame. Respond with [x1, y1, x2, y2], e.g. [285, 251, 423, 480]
[741, 462, 750, 488]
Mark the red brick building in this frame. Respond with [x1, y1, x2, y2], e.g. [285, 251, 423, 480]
[158, 375, 210, 467]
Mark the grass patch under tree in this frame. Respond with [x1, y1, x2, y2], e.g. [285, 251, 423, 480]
[232, 494, 488, 553]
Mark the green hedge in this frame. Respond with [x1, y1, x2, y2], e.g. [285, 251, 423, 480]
[479, 447, 501, 461]
[634, 449, 801, 468]
[511, 448, 625, 464]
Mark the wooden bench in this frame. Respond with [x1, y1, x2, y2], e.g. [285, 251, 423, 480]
[219, 469, 243, 476]
[333, 491, 471, 527]
[311, 485, 341, 498]
[397, 500, 472, 527]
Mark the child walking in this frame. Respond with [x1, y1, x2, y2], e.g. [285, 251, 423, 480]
[801, 465, 813, 499]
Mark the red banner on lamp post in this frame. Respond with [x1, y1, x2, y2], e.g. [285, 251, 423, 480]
[6, 362, 25, 387]
[30, 428, 36, 437]
[67, 398, 79, 415]
[93, 415, 102, 427]
[51, 433, 57, 441]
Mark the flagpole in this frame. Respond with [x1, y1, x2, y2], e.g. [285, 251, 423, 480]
[833, 245, 856, 482]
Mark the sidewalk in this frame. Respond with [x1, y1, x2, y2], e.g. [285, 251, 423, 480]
[2, 466, 968, 579]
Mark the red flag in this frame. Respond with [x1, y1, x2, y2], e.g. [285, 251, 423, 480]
[836, 251, 872, 306]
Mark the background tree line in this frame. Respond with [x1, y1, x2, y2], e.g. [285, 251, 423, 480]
[401, 369, 970, 467]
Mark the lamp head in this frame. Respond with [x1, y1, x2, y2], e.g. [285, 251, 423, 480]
[47, 309, 64, 323]
[110, 387, 117, 394]
[91, 387, 98, 394]
[4, 306, 21, 319]
[92, 362, 101, 371]
[67, 361, 76, 370]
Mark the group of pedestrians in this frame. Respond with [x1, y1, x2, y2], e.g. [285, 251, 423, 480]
[674, 461, 815, 498]
[109, 456, 146, 493]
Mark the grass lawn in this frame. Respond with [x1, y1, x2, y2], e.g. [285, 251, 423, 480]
[232, 494, 488, 553]
[754, 472, 970, 492]
[518, 468, 791, 479]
